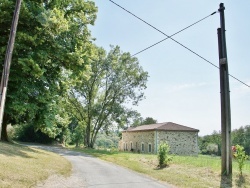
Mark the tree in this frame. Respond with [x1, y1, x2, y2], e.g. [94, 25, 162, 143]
[68, 46, 148, 147]
[232, 125, 250, 155]
[142, 117, 157, 125]
[232, 126, 245, 148]
[0, 0, 97, 141]
[198, 130, 221, 155]
[117, 110, 142, 128]
[243, 125, 250, 155]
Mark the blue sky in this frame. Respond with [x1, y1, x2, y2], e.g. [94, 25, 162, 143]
[90, 1, 250, 136]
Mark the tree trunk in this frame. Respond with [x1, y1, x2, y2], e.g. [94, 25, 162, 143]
[85, 123, 92, 147]
[1, 114, 9, 141]
[89, 130, 98, 148]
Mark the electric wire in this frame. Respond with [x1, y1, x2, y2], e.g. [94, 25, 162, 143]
[108, 0, 250, 88]
[132, 11, 217, 57]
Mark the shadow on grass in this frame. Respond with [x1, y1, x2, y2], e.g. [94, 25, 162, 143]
[0, 141, 44, 158]
[220, 175, 232, 188]
[235, 175, 245, 187]
[153, 164, 169, 170]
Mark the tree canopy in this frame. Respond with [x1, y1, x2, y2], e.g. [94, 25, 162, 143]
[142, 117, 157, 125]
[67, 46, 148, 147]
[0, 0, 97, 141]
[198, 125, 250, 155]
[1, 1, 149, 148]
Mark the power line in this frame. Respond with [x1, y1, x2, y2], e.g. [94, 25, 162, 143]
[132, 11, 217, 57]
[108, 0, 250, 88]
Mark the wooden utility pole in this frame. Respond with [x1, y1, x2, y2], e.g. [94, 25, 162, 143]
[0, 0, 22, 140]
[217, 3, 232, 176]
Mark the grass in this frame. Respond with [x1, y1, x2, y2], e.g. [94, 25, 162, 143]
[0, 142, 71, 188]
[73, 148, 250, 188]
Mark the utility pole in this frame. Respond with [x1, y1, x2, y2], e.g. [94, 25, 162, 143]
[0, 0, 22, 140]
[217, 3, 232, 176]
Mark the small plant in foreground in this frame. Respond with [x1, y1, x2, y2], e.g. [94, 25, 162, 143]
[233, 144, 249, 176]
[158, 142, 173, 167]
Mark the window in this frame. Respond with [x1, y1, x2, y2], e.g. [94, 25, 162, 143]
[125, 143, 128, 151]
[148, 143, 152, 153]
[141, 143, 144, 152]
[130, 142, 133, 150]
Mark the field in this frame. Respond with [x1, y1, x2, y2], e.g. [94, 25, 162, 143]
[0, 142, 71, 188]
[75, 148, 250, 188]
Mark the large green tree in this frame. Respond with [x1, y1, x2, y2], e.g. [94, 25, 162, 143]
[68, 46, 148, 147]
[0, 0, 97, 141]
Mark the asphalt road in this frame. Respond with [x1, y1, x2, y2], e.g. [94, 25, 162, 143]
[28, 145, 172, 188]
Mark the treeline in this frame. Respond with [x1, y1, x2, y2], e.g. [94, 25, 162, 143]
[199, 125, 250, 155]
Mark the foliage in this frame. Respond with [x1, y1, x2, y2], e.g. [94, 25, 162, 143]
[142, 117, 157, 125]
[232, 125, 250, 155]
[12, 124, 54, 144]
[233, 144, 249, 176]
[157, 142, 173, 167]
[116, 110, 142, 129]
[198, 130, 221, 155]
[95, 132, 120, 149]
[68, 46, 148, 148]
[206, 143, 218, 155]
[0, 0, 97, 141]
[130, 116, 157, 127]
[71, 122, 85, 147]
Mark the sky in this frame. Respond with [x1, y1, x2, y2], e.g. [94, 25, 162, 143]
[90, 1, 250, 136]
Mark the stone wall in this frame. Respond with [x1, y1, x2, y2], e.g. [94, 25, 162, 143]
[119, 130, 199, 155]
[158, 131, 198, 155]
[120, 131, 155, 153]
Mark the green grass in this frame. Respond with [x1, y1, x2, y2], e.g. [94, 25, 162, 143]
[73, 148, 250, 188]
[0, 142, 71, 188]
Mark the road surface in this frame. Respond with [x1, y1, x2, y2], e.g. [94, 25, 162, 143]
[28, 145, 172, 188]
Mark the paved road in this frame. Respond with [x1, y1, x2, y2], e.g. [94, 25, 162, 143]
[28, 145, 172, 188]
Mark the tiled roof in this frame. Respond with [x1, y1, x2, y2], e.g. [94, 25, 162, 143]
[125, 122, 199, 132]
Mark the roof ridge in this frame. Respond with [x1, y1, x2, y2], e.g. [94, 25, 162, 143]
[125, 122, 199, 132]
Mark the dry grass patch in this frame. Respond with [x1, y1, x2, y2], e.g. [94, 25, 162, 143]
[75, 148, 250, 188]
[0, 142, 71, 188]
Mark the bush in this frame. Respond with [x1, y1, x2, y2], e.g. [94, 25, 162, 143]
[233, 144, 249, 176]
[206, 143, 218, 155]
[158, 142, 173, 167]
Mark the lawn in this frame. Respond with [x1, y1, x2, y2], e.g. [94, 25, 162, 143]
[0, 142, 71, 188]
[74, 148, 250, 188]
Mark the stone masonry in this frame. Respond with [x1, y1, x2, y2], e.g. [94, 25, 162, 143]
[119, 122, 199, 155]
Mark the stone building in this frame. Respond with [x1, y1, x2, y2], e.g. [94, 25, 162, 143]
[119, 122, 199, 155]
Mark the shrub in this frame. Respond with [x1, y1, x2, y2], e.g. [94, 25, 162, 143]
[206, 143, 218, 155]
[233, 144, 249, 176]
[158, 142, 173, 167]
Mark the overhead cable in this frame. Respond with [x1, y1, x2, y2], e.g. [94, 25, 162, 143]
[108, 0, 250, 88]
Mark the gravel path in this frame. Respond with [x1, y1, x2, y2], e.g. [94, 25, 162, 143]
[27, 145, 172, 188]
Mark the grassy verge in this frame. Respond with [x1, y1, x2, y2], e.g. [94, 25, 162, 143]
[0, 142, 71, 188]
[74, 148, 250, 188]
